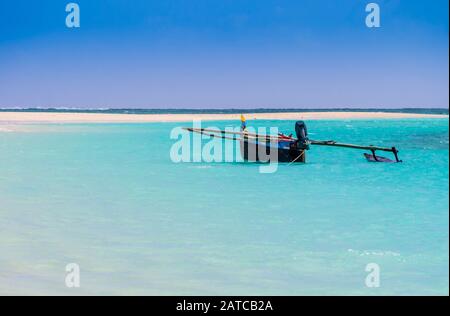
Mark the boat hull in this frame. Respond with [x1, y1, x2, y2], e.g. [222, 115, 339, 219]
[240, 139, 306, 163]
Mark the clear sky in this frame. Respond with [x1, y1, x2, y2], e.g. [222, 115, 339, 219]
[0, 0, 448, 108]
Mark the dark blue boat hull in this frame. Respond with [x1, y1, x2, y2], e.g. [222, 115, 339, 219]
[240, 140, 305, 163]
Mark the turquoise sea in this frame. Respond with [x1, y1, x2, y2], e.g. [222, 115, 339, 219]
[0, 119, 448, 295]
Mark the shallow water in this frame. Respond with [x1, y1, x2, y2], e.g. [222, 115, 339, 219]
[0, 119, 448, 295]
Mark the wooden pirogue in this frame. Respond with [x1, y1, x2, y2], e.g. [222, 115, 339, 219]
[183, 120, 401, 163]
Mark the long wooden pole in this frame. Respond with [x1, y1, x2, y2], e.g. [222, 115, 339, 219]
[183, 127, 286, 141]
[309, 140, 401, 162]
[309, 140, 396, 152]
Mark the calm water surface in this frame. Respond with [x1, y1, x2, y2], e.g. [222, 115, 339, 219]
[0, 119, 448, 295]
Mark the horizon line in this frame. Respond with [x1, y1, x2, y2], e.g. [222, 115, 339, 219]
[1, 107, 449, 111]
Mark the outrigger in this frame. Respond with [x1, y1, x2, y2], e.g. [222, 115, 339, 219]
[183, 118, 401, 163]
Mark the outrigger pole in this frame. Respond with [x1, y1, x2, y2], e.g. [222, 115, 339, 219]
[309, 140, 402, 162]
[183, 127, 282, 142]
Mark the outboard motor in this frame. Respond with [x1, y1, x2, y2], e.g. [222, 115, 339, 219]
[295, 121, 309, 150]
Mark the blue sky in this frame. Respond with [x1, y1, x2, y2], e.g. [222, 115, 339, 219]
[0, 0, 448, 108]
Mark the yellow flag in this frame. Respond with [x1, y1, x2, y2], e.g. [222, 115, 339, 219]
[240, 114, 247, 131]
